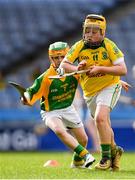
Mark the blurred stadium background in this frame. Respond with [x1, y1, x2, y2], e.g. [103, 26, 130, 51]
[0, 0, 135, 152]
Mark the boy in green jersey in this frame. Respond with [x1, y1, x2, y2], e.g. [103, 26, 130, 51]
[21, 41, 95, 168]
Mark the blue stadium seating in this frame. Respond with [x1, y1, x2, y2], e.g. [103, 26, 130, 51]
[0, 0, 117, 71]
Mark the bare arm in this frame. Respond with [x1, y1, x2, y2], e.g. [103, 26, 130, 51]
[87, 62, 127, 76]
[60, 57, 127, 76]
[60, 59, 78, 73]
[60, 58, 88, 75]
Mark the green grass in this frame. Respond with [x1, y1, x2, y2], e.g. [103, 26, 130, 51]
[0, 152, 135, 179]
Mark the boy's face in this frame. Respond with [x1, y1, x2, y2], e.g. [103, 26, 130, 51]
[83, 26, 104, 46]
[50, 55, 65, 68]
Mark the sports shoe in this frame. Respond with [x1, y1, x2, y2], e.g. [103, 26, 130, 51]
[70, 162, 86, 169]
[70, 163, 92, 169]
[111, 146, 124, 171]
[83, 154, 95, 168]
[70, 160, 85, 169]
[95, 157, 112, 170]
[70, 154, 95, 169]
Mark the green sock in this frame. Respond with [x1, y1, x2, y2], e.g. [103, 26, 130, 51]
[73, 152, 84, 161]
[101, 144, 111, 159]
[74, 144, 89, 158]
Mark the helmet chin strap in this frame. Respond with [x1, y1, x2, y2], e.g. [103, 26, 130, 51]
[84, 39, 103, 48]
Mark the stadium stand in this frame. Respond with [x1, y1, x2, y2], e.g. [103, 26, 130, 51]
[0, 0, 119, 74]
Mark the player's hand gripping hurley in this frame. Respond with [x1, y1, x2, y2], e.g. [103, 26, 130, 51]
[48, 69, 90, 79]
[8, 81, 31, 106]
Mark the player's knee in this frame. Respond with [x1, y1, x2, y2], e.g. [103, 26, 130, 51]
[54, 126, 65, 137]
[96, 115, 106, 127]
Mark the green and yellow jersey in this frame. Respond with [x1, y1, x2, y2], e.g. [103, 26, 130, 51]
[65, 38, 124, 97]
[26, 65, 79, 111]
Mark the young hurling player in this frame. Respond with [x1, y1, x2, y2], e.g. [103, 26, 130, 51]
[59, 14, 127, 171]
[21, 41, 95, 168]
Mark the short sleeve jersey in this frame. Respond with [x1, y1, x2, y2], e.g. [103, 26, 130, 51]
[26, 65, 79, 111]
[65, 37, 124, 97]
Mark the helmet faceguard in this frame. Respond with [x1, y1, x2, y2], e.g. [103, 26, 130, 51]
[83, 14, 106, 47]
[49, 42, 69, 68]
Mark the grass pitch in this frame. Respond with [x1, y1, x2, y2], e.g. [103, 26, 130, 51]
[0, 152, 135, 179]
